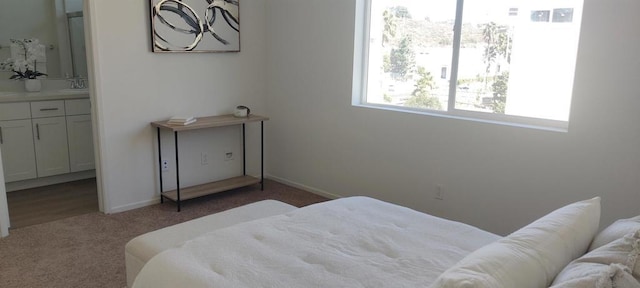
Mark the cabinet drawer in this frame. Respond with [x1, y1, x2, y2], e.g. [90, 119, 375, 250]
[0, 102, 31, 120]
[65, 99, 91, 115]
[31, 101, 65, 118]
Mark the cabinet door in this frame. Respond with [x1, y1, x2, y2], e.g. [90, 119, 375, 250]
[66, 115, 95, 172]
[33, 117, 70, 177]
[0, 119, 37, 182]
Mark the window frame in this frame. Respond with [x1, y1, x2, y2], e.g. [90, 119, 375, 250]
[352, 0, 571, 131]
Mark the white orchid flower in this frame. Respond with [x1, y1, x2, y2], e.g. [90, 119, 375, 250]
[2, 38, 47, 79]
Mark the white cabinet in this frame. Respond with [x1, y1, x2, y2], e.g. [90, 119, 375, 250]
[0, 103, 37, 182]
[33, 116, 70, 177]
[66, 99, 94, 172]
[0, 98, 94, 183]
[0, 119, 37, 182]
[31, 101, 70, 177]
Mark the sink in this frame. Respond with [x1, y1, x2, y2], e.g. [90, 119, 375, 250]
[57, 88, 89, 94]
[0, 89, 89, 98]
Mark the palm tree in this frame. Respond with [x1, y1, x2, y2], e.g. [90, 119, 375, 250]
[382, 10, 396, 47]
[482, 22, 499, 84]
[405, 67, 441, 110]
[390, 36, 415, 80]
[482, 22, 512, 78]
[482, 22, 513, 113]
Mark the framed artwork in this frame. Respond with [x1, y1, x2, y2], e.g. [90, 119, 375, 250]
[149, 0, 240, 52]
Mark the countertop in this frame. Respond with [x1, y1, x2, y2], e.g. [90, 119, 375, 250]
[0, 89, 90, 103]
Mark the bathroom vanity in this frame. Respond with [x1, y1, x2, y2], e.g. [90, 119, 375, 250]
[0, 89, 94, 190]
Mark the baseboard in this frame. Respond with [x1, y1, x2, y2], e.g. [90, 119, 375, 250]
[109, 174, 263, 213]
[109, 198, 159, 214]
[110, 175, 341, 214]
[6, 170, 96, 192]
[265, 174, 342, 200]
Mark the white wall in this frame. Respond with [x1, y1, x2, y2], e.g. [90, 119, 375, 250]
[89, 0, 267, 212]
[265, 0, 640, 235]
[85, 0, 640, 235]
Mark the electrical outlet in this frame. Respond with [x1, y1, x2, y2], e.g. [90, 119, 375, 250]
[162, 160, 169, 171]
[435, 184, 444, 200]
[224, 151, 234, 161]
[201, 152, 209, 165]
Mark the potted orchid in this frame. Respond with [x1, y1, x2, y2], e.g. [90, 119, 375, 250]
[0, 38, 47, 91]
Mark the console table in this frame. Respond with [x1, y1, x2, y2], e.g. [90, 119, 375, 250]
[151, 114, 268, 211]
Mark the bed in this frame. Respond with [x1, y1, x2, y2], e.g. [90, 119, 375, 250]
[129, 196, 640, 288]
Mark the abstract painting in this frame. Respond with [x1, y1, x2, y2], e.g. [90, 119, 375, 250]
[149, 0, 240, 52]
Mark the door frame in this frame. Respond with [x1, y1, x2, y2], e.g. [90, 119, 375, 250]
[0, 0, 106, 237]
[0, 148, 9, 237]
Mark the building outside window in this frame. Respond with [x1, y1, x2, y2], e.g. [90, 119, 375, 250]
[531, 10, 551, 22]
[553, 8, 574, 23]
[357, 0, 584, 129]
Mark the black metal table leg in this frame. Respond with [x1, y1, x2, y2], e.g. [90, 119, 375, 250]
[242, 123, 246, 176]
[157, 127, 164, 204]
[261, 121, 264, 190]
[175, 131, 181, 212]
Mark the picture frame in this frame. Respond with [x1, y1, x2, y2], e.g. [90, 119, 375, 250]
[149, 0, 240, 53]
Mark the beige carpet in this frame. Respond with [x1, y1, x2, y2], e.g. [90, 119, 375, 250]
[0, 179, 329, 288]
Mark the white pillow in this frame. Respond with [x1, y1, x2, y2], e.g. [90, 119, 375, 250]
[429, 197, 601, 288]
[550, 263, 640, 288]
[590, 215, 640, 251]
[554, 230, 640, 284]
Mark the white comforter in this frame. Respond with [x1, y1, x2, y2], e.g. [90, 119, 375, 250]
[133, 197, 499, 287]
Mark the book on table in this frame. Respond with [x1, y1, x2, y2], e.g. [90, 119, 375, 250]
[168, 116, 196, 125]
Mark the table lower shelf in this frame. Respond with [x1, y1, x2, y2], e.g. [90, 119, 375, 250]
[161, 175, 261, 202]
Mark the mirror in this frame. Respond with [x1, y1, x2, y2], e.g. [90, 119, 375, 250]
[0, 0, 87, 79]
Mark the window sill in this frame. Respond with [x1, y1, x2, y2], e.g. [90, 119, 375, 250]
[353, 102, 569, 133]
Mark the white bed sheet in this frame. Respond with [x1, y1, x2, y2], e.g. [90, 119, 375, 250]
[133, 197, 499, 287]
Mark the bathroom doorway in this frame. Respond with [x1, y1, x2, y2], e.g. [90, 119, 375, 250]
[0, 0, 99, 231]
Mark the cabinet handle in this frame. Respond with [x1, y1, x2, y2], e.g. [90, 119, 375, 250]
[40, 108, 59, 111]
[0, 127, 3, 144]
[36, 123, 40, 140]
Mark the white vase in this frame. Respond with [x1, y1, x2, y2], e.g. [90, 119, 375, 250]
[24, 79, 42, 92]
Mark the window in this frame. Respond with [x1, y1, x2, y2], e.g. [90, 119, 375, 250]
[354, 0, 584, 129]
[553, 8, 574, 23]
[531, 10, 551, 22]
